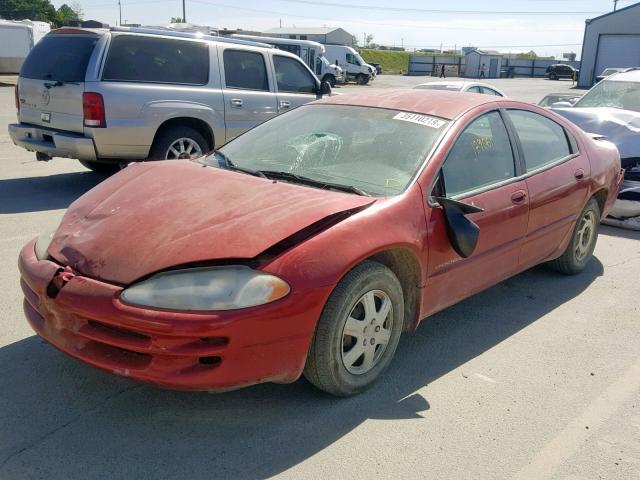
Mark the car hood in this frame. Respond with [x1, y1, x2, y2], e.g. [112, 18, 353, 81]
[48, 161, 374, 284]
[552, 107, 640, 159]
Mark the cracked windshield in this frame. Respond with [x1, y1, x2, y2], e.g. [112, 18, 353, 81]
[204, 105, 448, 196]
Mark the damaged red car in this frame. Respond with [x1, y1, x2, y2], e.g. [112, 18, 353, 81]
[19, 90, 623, 396]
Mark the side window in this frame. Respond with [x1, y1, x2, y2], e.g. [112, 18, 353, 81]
[507, 110, 571, 172]
[466, 86, 481, 94]
[103, 35, 209, 85]
[441, 111, 516, 197]
[481, 87, 501, 96]
[273, 55, 316, 94]
[223, 50, 269, 91]
[346, 53, 356, 65]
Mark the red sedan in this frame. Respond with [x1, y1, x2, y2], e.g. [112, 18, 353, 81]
[19, 90, 623, 396]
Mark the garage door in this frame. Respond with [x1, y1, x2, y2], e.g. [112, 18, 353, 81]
[594, 34, 640, 82]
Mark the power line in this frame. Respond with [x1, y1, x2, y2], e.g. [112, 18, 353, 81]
[272, 0, 604, 15]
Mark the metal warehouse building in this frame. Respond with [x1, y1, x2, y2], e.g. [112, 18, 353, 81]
[578, 2, 640, 87]
[262, 27, 353, 46]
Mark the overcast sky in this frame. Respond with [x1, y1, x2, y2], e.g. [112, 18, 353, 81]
[52, 0, 630, 59]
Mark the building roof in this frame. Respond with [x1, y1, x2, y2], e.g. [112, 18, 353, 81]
[263, 27, 347, 35]
[315, 89, 502, 120]
[465, 48, 501, 56]
[586, 1, 640, 23]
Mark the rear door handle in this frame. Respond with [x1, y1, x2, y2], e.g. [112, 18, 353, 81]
[279, 100, 291, 109]
[511, 190, 527, 204]
[574, 169, 585, 180]
[230, 98, 243, 108]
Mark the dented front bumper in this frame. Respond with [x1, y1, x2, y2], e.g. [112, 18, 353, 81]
[18, 240, 329, 391]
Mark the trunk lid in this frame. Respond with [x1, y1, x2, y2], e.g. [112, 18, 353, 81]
[18, 33, 99, 133]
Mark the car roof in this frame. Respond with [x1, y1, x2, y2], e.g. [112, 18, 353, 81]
[606, 69, 640, 82]
[315, 89, 502, 120]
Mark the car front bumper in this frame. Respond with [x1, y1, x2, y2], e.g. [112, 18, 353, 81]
[18, 240, 330, 391]
[9, 123, 97, 161]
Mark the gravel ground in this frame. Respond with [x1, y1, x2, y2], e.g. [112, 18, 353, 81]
[0, 80, 638, 480]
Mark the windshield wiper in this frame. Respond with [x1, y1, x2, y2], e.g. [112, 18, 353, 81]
[213, 151, 267, 178]
[43, 78, 80, 88]
[259, 170, 370, 196]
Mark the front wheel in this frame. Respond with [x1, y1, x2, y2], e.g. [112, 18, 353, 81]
[322, 74, 336, 87]
[549, 73, 558, 80]
[304, 261, 404, 396]
[356, 73, 369, 85]
[548, 198, 600, 275]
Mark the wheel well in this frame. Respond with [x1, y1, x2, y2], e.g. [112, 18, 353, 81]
[367, 249, 422, 332]
[152, 117, 214, 152]
[592, 189, 608, 218]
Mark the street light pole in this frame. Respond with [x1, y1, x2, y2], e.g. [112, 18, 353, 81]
[183, 0, 186, 22]
[118, 0, 122, 26]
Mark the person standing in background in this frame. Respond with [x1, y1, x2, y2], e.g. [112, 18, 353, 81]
[440, 64, 445, 78]
[480, 63, 486, 78]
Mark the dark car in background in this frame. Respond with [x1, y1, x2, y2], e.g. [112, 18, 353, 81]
[546, 64, 579, 81]
[369, 62, 382, 74]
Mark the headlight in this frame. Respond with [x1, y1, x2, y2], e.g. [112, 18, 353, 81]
[34, 229, 56, 260]
[120, 266, 290, 311]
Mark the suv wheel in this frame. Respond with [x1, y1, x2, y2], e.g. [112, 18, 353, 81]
[150, 126, 209, 161]
[304, 261, 404, 396]
[356, 73, 368, 85]
[79, 160, 121, 174]
[322, 74, 336, 87]
[549, 72, 558, 80]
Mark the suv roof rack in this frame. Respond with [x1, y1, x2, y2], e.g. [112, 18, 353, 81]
[109, 26, 273, 48]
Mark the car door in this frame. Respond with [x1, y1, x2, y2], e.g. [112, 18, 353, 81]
[504, 108, 590, 269]
[271, 54, 318, 113]
[219, 47, 278, 142]
[423, 110, 530, 315]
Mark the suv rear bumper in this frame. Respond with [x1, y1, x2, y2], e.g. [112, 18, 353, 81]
[9, 123, 97, 161]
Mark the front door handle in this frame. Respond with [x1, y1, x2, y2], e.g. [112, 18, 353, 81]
[230, 98, 243, 108]
[574, 169, 585, 180]
[279, 100, 291, 109]
[511, 190, 527, 204]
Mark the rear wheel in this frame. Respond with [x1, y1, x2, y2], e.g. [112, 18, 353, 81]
[149, 126, 209, 161]
[304, 261, 404, 396]
[548, 198, 600, 275]
[79, 160, 121, 174]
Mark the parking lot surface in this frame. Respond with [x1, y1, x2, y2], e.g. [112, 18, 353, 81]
[0, 79, 639, 480]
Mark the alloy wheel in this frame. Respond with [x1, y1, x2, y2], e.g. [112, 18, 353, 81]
[575, 210, 596, 262]
[165, 137, 203, 160]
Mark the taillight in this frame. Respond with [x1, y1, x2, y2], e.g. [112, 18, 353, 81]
[15, 84, 19, 113]
[82, 92, 106, 128]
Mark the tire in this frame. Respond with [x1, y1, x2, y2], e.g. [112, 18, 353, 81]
[548, 198, 600, 275]
[549, 73, 558, 80]
[79, 160, 121, 174]
[304, 260, 404, 396]
[149, 126, 209, 161]
[322, 74, 336, 87]
[356, 73, 368, 85]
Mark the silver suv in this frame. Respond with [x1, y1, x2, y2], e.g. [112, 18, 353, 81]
[9, 27, 330, 172]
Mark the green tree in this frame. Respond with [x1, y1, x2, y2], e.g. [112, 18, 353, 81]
[0, 0, 56, 22]
[53, 3, 81, 27]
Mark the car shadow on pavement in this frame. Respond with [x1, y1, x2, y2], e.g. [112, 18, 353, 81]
[0, 172, 106, 214]
[0, 259, 603, 479]
[599, 224, 640, 240]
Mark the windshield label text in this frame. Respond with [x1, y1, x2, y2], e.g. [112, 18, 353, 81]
[393, 112, 446, 128]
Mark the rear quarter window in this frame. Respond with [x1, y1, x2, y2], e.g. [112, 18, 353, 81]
[103, 35, 209, 85]
[20, 35, 98, 82]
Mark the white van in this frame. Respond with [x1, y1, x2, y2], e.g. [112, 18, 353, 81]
[231, 35, 343, 86]
[324, 45, 375, 85]
[0, 20, 50, 73]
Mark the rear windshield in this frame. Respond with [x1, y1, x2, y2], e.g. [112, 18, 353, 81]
[20, 35, 98, 82]
[103, 35, 209, 85]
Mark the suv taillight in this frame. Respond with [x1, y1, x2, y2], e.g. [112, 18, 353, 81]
[14, 84, 19, 113]
[83, 92, 106, 128]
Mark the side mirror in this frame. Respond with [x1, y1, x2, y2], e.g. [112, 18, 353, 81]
[550, 101, 573, 108]
[432, 196, 483, 258]
[316, 80, 332, 98]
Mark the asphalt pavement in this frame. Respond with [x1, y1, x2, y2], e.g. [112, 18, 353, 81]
[0, 79, 638, 480]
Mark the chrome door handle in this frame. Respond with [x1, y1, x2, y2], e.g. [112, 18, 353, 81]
[279, 100, 291, 109]
[511, 190, 527, 204]
[231, 99, 243, 108]
[574, 169, 585, 180]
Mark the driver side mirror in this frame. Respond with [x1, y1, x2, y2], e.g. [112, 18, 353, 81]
[316, 80, 332, 98]
[432, 196, 483, 258]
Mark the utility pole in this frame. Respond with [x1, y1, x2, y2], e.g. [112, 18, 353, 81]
[118, 0, 122, 26]
[279, 18, 282, 28]
[182, 0, 186, 22]
[614, 0, 618, 11]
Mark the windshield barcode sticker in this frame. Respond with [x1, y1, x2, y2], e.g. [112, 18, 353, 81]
[393, 112, 446, 128]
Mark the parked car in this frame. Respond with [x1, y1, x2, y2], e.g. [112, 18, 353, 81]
[538, 93, 582, 107]
[9, 27, 331, 173]
[20, 90, 622, 396]
[369, 62, 382, 74]
[546, 64, 578, 81]
[325, 45, 375, 84]
[595, 67, 628, 83]
[414, 81, 505, 97]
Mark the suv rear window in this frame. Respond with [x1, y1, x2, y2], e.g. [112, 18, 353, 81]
[20, 35, 98, 82]
[103, 35, 209, 85]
